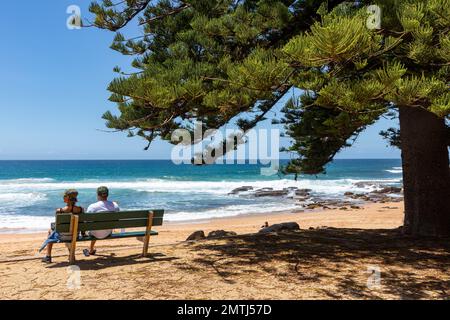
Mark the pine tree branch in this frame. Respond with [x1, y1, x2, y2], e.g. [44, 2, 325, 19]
[93, 0, 152, 31]
[138, 3, 191, 26]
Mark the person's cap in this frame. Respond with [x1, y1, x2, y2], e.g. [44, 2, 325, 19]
[64, 189, 78, 202]
[97, 186, 109, 196]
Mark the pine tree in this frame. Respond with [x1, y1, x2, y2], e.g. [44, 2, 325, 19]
[280, 0, 450, 237]
[89, 0, 450, 237]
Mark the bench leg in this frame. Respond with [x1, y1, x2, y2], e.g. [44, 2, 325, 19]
[142, 211, 154, 257]
[69, 215, 79, 264]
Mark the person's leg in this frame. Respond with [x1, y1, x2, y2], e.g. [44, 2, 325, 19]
[42, 229, 53, 263]
[89, 240, 96, 254]
[47, 243, 53, 256]
[42, 243, 53, 263]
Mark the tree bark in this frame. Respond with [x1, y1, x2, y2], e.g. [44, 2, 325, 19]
[399, 106, 450, 237]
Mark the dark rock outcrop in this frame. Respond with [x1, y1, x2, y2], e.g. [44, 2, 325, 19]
[206, 230, 237, 239]
[371, 186, 402, 194]
[353, 181, 383, 188]
[229, 186, 254, 194]
[295, 189, 311, 196]
[254, 190, 289, 197]
[255, 187, 273, 192]
[186, 230, 206, 241]
[258, 222, 300, 234]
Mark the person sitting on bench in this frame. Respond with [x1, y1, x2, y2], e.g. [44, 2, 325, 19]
[83, 186, 120, 256]
[40, 189, 84, 263]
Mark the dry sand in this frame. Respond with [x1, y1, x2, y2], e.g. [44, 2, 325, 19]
[0, 201, 449, 300]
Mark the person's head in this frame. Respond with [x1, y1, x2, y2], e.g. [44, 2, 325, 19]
[63, 189, 79, 207]
[97, 186, 109, 201]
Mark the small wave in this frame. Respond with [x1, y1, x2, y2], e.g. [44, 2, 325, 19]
[385, 169, 402, 173]
[0, 177, 402, 195]
[0, 202, 294, 232]
[0, 178, 55, 184]
[0, 214, 51, 232]
[0, 192, 47, 209]
[165, 202, 299, 222]
[385, 166, 402, 174]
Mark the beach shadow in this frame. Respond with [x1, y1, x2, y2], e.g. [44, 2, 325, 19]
[47, 252, 179, 271]
[182, 228, 450, 299]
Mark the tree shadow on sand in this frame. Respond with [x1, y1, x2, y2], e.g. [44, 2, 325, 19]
[46, 252, 179, 271]
[181, 228, 450, 299]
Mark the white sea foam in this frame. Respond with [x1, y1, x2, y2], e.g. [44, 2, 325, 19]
[385, 166, 402, 174]
[0, 214, 52, 233]
[0, 178, 55, 184]
[0, 177, 401, 195]
[0, 202, 294, 231]
[0, 192, 47, 209]
[164, 202, 300, 222]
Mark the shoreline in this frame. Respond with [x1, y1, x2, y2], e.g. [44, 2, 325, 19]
[0, 208, 298, 235]
[0, 201, 403, 245]
[0, 159, 404, 236]
[0, 187, 403, 237]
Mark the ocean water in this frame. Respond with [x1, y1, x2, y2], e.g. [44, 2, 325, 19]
[0, 159, 402, 233]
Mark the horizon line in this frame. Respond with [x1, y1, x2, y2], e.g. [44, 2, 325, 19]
[0, 158, 402, 161]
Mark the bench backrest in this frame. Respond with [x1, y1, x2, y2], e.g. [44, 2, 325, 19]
[55, 210, 164, 233]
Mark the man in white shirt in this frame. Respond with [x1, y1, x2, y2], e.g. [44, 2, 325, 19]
[84, 186, 120, 256]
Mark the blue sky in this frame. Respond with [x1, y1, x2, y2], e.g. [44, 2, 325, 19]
[0, 1, 400, 160]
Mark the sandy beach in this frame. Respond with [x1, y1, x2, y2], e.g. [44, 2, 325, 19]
[0, 201, 448, 300]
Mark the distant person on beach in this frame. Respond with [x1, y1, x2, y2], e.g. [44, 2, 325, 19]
[83, 186, 120, 256]
[40, 189, 84, 263]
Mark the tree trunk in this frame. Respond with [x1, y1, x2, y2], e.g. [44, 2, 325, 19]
[399, 106, 450, 237]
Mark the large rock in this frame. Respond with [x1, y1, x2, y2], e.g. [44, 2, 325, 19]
[295, 189, 311, 196]
[255, 187, 273, 191]
[254, 190, 289, 197]
[294, 196, 309, 201]
[229, 186, 253, 194]
[186, 230, 206, 241]
[353, 181, 383, 188]
[258, 222, 300, 234]
[206, 230, 237, 239]
[372, 186, 402, 194]
[306, 203, 322, 209]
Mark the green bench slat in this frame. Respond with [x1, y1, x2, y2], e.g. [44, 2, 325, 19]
[56, 210, 164, 224]
[54, 209, 165, 233]
[56, 218, 164, 233]
[58, 230, 158, 243]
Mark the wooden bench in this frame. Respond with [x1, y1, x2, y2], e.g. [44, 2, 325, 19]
[55, 210, 164, 264]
